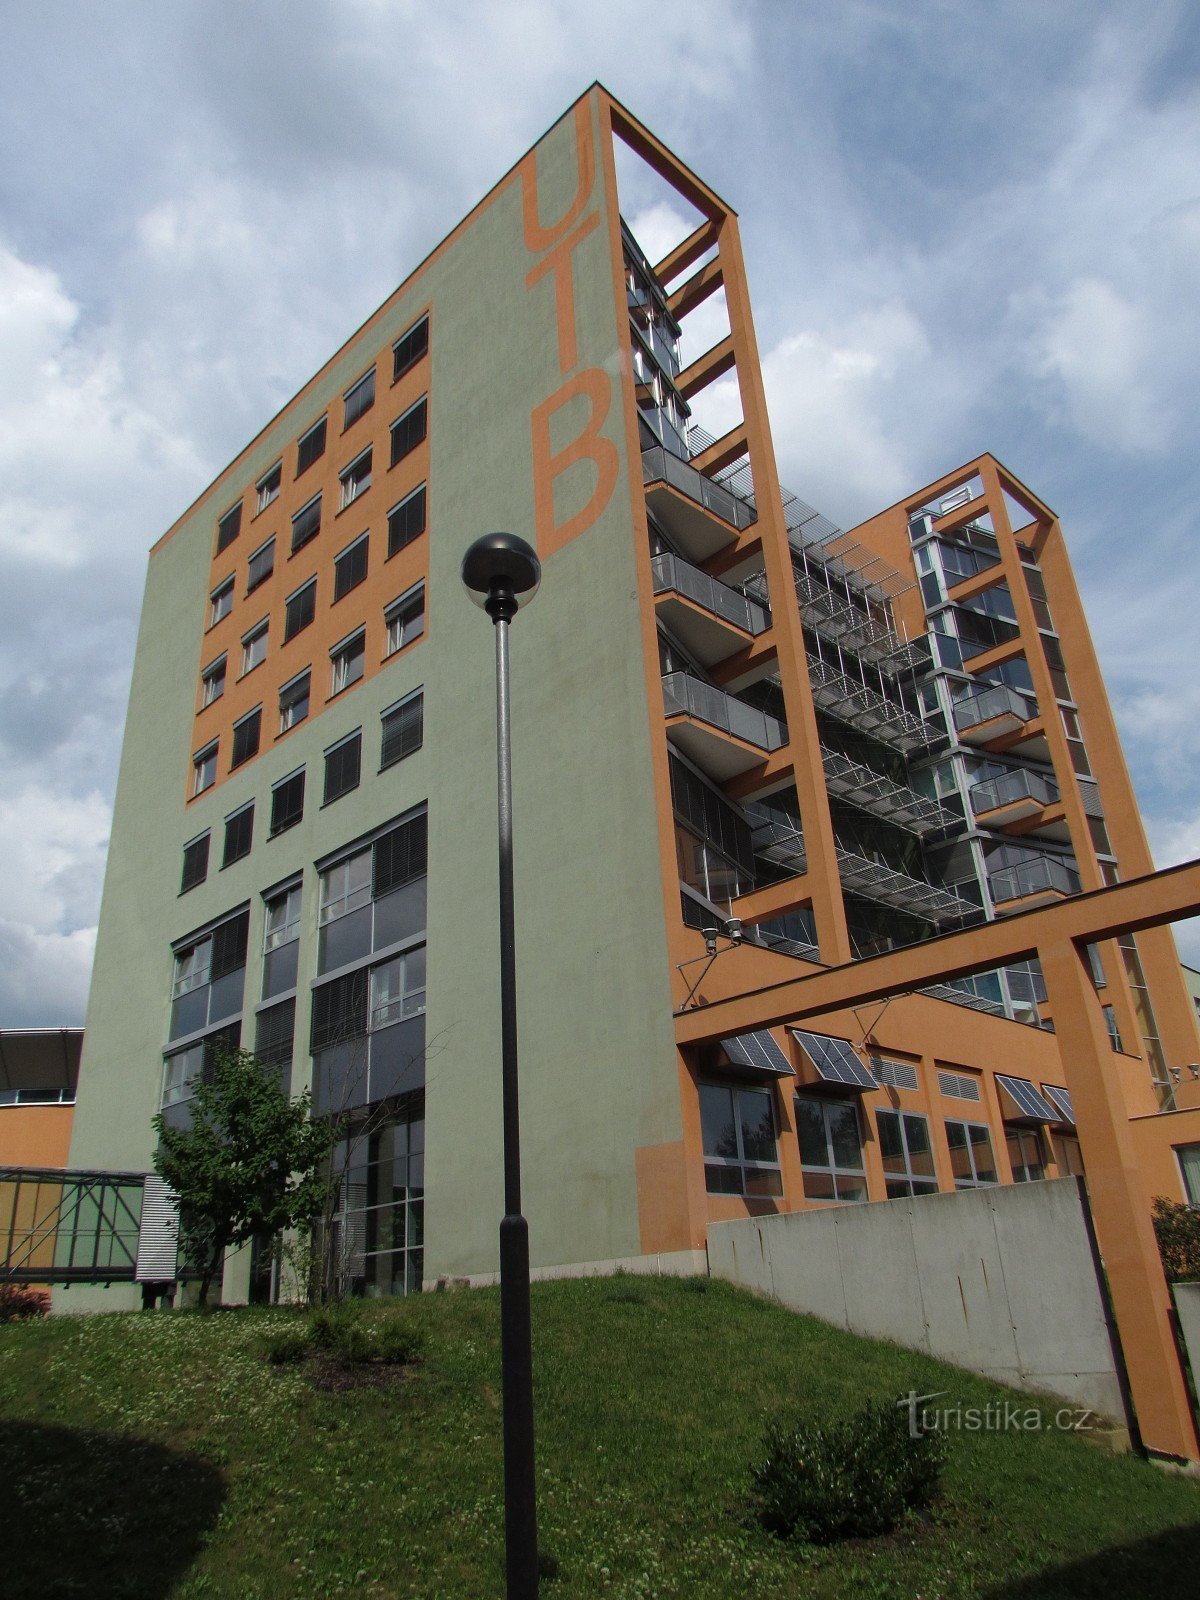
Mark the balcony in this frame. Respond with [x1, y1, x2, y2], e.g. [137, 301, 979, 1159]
[970, 767, 1059, 826]
[661, 670, 786, 782]
[642, 445, 757, 563]
[821, 748, 960, 839]
[805, 654, 938, 756]
[988, 856, 1080, 913]
[651, 552, 769, 667]
[745, 803, 809, 876]
[835, 847, 979, 928]
[953, 684, 1038, 747]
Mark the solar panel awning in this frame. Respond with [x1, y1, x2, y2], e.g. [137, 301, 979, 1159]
[720, 1031, 794, 1077]
[790, 1029, 876, 1091]
[1041, 1084, 1075, 1126]
[995, 1074, 1057, 1123]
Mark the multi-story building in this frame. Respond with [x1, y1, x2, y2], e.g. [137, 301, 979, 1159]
[64, 85, 1200, 1311]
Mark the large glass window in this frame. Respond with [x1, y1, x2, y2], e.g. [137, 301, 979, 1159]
[317, 812, 427, 974]
[262, 882, 302, 999]
[326, 1096, 424, 1297]
[699, 1082, 782, 1197]
[343, 368, 376, 430]
[1176, 1143, 1200, 1206]
[1006, 1129, 1046, 1183]
[388, 484, 427, 558]
[339, 448, 372, 509]
[391, 315, 429, 382]
[389, 397, 427, 467]
[384, 585, 424, 656]
[945, 1121, 998, 1188]
[169, 911, 249, 1041]
[795, 1096, 866, 1202]
[876, 1109, 938, 1198]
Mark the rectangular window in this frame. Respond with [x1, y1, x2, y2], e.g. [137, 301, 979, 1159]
[319, 845, 373, 925]
[324, 730, 362, 804]
[262, 881, 302, 999]
[209, 578, 234, 628]
[369, 947, 427, 1027]
[1177, 1143, 1200, 1207]
[255, 997, 296, 1080]
[389, 397, 427, 468]
[230, 708, 262, 770]
[216, 503, 242, 554]
[316, 811, 427, 972]
[240, 620, 268, 676]
[255, 462, 282, 513]
[1007, 1129, 1046, 1183]
[279, 669, 310, 732]
[876, 1109, 939, 1198]
[181, 833, 210, 893]
[222, 803, 254, 868]
[392, 314, 429, 381]
[330, 630, 365, 696]
[296, 416, 327, 476]
[193, 741, 218, 796]
[291, 493, 322, 554]
[384, 584, 424, 656]
[247, 537, 275, 594]
[794, 1096, 866, 1202]
[945, 1121, 998, 1188]
[344, 368, 376, 430]
[269, 769, 305, 836]
[340, 448, 372, 509]
[381, 691, 423, 768]
[387, 483, 427, 557]
[284, 578, 316, 642]
[200, 656, 226, 707]
[334, 534, 369, 601]
[169, 910, 249, 1042]
[699, 1082, 782, 1197]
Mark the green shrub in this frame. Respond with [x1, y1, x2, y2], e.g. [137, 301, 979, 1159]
[262, 1326, 310, 1365]
[0, 1284, 50, 1323]
[752, 1397, 944, 1544]
[334, 1316, 423, 1366]
[1152, 1196, 1200, 1283]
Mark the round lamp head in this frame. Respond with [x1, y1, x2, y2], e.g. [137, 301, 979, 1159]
[461, 532, 541, 615]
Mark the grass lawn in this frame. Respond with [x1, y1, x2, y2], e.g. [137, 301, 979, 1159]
[1, 1274, 1198, 1599]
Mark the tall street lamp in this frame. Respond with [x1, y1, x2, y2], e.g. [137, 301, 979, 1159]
[461, 531, 542, 1599]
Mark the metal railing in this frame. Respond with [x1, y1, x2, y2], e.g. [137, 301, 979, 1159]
[642, 446, 758, 532]
[970, 767, 1059, 816]
[661, 671, 786, 752]
[651, 552, 770, 636]
[834, 847, 979, 927]
[989, 856, 1080, 904]
[1, 1168, 146, 1284]
[953, 683, 1037, 735]
[805, 655, 938, 755]
[821, 748, 960, 837]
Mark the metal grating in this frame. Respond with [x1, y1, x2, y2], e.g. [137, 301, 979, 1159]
[1042, 1083, 1076, 1126]
[871, 1057, 919, 1091]
[791, 1030, 877, 1090]
[721, 1031, 794, 1077]
[995, 1074, 1057, 1122]
[135, 1177, 180, 1282]
[937, 1069, 982, 1102]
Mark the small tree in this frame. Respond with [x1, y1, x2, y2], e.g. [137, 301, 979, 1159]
[1152, 1195, 1200, 1284]
[153, 1048, 331, 1307]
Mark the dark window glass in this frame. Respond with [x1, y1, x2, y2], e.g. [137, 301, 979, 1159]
[222, 806, 254, 868]
[291, 495, 321, 553]
[297, 417, 327, 476]
[284, 580, 316, 642]
[387, 484, 427, 557]
[216, 503, 242, 554]
[255, 998, 296, 1080]
[279, 671, 310, 732]
[344, 369, 376, 430]
[311, 969, 368, 1050]
[331, 632, 365, 694]
[210, 911, 250, 981]
[270, 771, 305, 836]
[324, 731, 362, 804]
[230, 709, 262, 769]
[390, 398, 427, 468]
[247, 539, 275, 594]
[374, 812, 428, 897]
[392, 316, 429, 381]
[256, 464, 282, 512]
[181, 834, 210, 893]
[334, 536, 369, 601]
[381, 693, 423, 768]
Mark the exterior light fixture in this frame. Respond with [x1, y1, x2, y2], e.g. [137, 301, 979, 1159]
[461, 531, 542, 1600]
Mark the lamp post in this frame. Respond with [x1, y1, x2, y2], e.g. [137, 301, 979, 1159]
[461, 531, 542, 1599]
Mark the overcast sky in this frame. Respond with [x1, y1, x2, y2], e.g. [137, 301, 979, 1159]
[2, 0, 1198, 1026]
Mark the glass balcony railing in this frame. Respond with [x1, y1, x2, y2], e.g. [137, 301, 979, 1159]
[953, 684, 1037, 738]
[989, 856, 1080, 905]
[805, 654, 938, 755]
[642, 446, 758, 533]
[970, 768, 1059, 816]
[651, 552, 770, 637]
[661, 671, 787, 752]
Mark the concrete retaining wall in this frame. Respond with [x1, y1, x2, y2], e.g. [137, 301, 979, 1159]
[708, 1177, 1126, 1421]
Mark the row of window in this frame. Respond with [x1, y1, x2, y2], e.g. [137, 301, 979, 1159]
[182, 689, 424, 890]
[214, 314, 429, 560]
[700, 1083, 1078, 1201]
